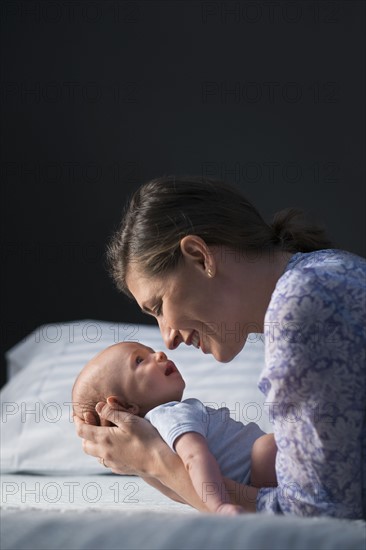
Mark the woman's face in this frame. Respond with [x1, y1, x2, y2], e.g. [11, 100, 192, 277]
[126, 245, 249, 363]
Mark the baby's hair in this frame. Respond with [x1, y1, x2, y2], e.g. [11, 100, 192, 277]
[71, 368, 104, 421]
[71, 342, 147, 422]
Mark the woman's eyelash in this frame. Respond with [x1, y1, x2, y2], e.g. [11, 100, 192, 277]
[154, 303, 162, 316]
[136, 356, 143, 365]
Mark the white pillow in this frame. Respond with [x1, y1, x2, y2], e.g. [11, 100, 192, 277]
[0, 320, 270, 475]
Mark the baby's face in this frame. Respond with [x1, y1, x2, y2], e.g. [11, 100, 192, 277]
[96, 342, 186, 416]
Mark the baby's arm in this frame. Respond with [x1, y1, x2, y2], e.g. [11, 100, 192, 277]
[174, 432, 245, 515]
[250, 434, 277, 488]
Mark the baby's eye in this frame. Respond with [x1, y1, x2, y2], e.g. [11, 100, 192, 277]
[135, 356, 144, 365]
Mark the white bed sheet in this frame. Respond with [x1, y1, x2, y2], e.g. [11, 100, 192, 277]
[1, 473, 191, 513]
[1, 474, 365, 550]
[1, 482, 365, 550]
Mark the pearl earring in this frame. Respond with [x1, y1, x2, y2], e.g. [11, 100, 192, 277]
[207, 268, 213, 278]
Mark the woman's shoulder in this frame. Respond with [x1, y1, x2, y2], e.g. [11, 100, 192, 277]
[266, 248, 366, 323]
[277, 248, 365, 293]
[284, 248, 365, 274]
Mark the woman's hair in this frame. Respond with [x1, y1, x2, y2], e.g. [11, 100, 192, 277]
[107, 175, 333, 296]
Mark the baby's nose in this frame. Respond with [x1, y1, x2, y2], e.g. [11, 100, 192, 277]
[155, 351, 167, 362]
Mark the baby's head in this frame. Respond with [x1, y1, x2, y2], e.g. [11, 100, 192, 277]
[72, 341, 185, 422]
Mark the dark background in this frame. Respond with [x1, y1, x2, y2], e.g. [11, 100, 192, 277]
[1, 0, 365, 388]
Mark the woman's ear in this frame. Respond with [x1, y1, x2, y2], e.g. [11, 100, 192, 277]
[106, 395, 140, 416]
[180, 235, 216, 276]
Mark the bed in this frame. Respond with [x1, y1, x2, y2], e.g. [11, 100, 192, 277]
[1, 321, 365, 550]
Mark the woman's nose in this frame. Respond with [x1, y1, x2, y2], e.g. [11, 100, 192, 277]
[159, 321, 183, 350]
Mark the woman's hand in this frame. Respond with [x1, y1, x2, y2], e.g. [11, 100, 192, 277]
[74, 399, 167, 476]
[74, 399, 255, 514]
[74, 399, 208, 511]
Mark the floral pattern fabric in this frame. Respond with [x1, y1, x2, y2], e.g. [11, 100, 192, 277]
[256, 249, 366, 518]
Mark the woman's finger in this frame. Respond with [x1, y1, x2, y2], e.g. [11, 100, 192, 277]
[74, 415, 105, 442]
[84, 411, 100, 425]
[82, 435, 135, 474]
[75, 402, 165, 476]
[96, 401, 139, 431]
[82, 437, 104, 458]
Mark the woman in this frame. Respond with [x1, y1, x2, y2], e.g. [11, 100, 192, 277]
[75, 176, 365, 518]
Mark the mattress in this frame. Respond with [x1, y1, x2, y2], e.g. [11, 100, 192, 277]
[1, 321, 365, 550]
[2, 481, 365, 550]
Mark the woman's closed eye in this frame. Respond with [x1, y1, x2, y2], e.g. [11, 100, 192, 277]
[140, 301, 162, 318]
[153, 302, 162, 317]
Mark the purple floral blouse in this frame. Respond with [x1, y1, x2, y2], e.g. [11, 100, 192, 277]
[256, 249, 365, 518]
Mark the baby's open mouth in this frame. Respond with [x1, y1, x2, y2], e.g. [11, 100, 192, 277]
[164, 361, 176, 376]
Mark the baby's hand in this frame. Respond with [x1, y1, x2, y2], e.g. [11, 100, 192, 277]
[215, 503, 246, 515]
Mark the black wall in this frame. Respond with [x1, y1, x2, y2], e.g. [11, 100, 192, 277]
[1, 1, 365, 388]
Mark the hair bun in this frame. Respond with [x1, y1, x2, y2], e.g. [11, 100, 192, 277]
[271, 208, 304, 243]
[271, 208, 333, 252]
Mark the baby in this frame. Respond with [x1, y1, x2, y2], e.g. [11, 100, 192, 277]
[72, 342, 277, 515]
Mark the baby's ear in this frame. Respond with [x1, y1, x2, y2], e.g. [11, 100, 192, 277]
[106, 395, 140, 415]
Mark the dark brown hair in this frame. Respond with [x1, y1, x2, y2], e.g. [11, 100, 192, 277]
[107, 175, 333, 296]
